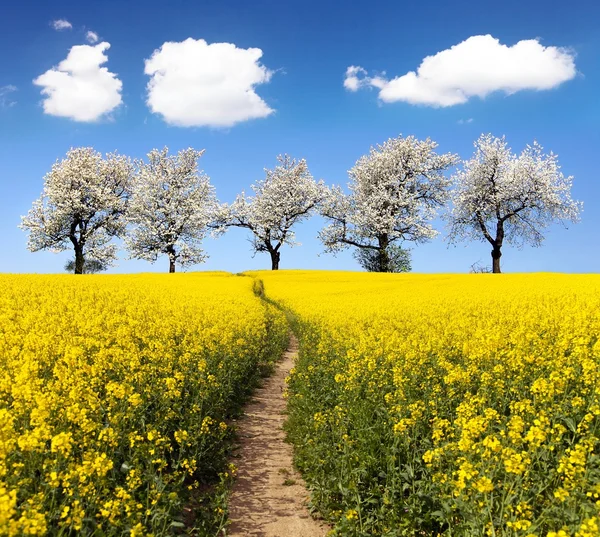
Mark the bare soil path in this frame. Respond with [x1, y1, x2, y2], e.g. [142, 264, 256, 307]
[226, 334, 329, 537]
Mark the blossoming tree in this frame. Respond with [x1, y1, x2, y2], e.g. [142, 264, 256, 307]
[20, 147, 133, 274]
[126, 147, 218, 273]
[447, 134, 582, 273]
[224, 155, 324, 270]
[319, 134, 458, 272]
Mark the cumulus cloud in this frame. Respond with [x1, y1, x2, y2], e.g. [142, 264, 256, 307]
[86, 31, 99, 44]
[144, 38, 274, 127]
[345, 35, 577, 107]
[0, 85, 17, 108]
[51, 19, 72, 31]
[33, 42, 122, 122]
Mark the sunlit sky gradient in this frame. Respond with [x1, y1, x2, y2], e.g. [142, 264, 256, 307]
[1, 0, 598, 273]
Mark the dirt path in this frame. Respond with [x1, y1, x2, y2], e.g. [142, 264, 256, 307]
[226, 334, 329, 537]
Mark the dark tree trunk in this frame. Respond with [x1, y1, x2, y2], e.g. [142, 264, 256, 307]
[166, 245, 176, 273]
[263, 236, 281, 270]
[270, 250, 280, 270]
[74, 246, 85, 275]
[377, 234, 390, 272]
[491, 221, 505, 274]
[69, 220, 85, 274]
[491, 248, 502, 273]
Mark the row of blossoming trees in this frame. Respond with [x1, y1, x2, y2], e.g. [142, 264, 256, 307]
[20, 134, 582, 274]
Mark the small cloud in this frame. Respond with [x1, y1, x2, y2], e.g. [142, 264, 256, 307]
[51, 19, 72, 31]
[344, 66, 387, 92]
[344, 66, 368, 91]
[33, 42, 122, 122]
[457, 118, 474, 124]
[86, 31, 99, 44]
[144, 37, 274, 128]
[0, 85, 17, 108]
[345, 35, 577, 107]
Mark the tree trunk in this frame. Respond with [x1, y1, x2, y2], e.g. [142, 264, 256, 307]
[377, 234, 390, 272]
[491, 221, 505, 274]
[491, 247, 502, 273]
[270, 250, 280, 270]
[166, 245, 176, 273]
[69, 222, 84, 274]
[74, 246, 85, 275]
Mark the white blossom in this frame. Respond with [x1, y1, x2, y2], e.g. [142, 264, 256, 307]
[320, 134, 458, 270]
[20, 148, 133, 273]
[126, 147, 217, 272]
[447, 134, 582, 272]
[223, 155, 324, 270]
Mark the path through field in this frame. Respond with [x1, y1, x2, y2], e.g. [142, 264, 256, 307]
[226, 334, 329, 537]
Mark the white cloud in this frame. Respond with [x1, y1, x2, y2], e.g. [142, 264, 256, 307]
[344, 66, 368, 91]
[457, 118, 474, 124]
[86, 31, 99, 44]
[33, 42, 122, 122]
[0, 85, 17, 108]
[51, 19, 72, 31]
[144, 38, 274, 127]
[345, 35, 577, 107]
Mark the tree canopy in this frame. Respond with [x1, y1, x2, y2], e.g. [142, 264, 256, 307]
[126, 147, 218, 273]
[224, 154, 324, 270]
[447, 134, 582, 273]
[320, 134, 458, 272]
[20, 147, 132, 274]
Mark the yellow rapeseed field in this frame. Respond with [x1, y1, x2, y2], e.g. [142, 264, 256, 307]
[256, 271, 600, 537]
[3, 270, 598, 536]
[0, 273, 287, 536]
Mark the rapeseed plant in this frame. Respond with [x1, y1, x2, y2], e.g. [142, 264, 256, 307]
[257, 271, 600, 537]
[0, 273, 287, 535]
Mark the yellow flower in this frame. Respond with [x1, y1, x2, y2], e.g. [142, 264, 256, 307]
[50, 432, 73, 456]
[345, 509, 359, 521]
[575, 517, 599, 537]
[473, 476, 494, 494]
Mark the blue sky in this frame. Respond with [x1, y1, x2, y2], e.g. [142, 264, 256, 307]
[1, 0, 598, 274]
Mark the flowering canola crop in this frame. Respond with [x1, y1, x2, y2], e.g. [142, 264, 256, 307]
[256, 271, 600, 537]
[0, 273, 286, 536]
